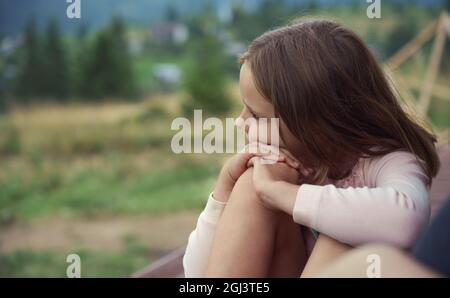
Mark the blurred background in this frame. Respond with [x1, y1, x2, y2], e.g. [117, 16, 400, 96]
[0, 0, 449, 277]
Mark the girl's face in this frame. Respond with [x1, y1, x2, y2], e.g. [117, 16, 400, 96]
[238, 62, 303, 157]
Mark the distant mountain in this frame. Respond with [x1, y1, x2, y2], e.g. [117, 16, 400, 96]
[0, 0, 445, 37]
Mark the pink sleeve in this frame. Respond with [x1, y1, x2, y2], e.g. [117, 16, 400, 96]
[292, 151, 430, 248]
[183, 193, 226, 277]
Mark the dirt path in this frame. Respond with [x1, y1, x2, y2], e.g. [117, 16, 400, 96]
[0, 211, 200, 253]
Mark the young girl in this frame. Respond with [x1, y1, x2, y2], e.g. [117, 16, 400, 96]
[183, 18, 440, 277]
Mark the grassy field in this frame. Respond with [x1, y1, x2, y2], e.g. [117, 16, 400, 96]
[0, 236, 151, 278]
[0, 96, 233, 277]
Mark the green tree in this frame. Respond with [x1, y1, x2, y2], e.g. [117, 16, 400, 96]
[229, 0, 292, 43]
[16, 20, 44, 100]
[72, 24, 89, 96]
[165, 5, 179, 23]
[230, 5, 263, 42]
[42, 19, 70, 99]
[258, 0, 289, 28]
[80, 17, 136, 99]
[183, 34, 232, 116]
[108, 17, 136, 98]
[80, 30, 115, 98]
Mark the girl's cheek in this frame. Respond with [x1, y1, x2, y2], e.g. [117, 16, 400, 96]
[247, 122, 259, 143]
[266, 122, 281, 147]
[247, 121, 283, 146]
[236, 117, 282, 146]
[255, 121, 281, 147]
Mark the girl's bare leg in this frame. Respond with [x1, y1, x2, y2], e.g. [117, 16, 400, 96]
[268, 212, 307, 277]
[315, 244, 441, 278]
[206, 168, 307, 277]
[301, 234, 352, 277]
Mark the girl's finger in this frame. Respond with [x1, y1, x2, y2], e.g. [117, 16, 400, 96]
[274, 151, 298, 168]
[278, 148, 301, 168]
[253, 152, 285, 162]
[236, 150, 254, 162]
[280, 148, 300, 162]
[243, 143, 284, 161]
[279, 147, 295, 159]
[284, 157, 300, 169]
[243, 143, 265, 155]
[300, 167, 313, 176]
[246, 156, 259, 167]
[249, 142, 277, 155]
[246, 159, 253, 167]
[245, 144, 280, 159]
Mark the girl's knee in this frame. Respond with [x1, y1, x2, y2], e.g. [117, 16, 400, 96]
[229, 168, 258, 203]
[229, 168, 282, 215]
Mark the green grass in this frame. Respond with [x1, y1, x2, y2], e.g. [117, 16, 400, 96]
[0, 157, 219, 222]
[428, 99, 450, 129]
[0, 236, 152, 277]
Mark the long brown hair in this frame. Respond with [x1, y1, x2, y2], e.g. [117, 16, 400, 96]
[240, 18, 439, 185]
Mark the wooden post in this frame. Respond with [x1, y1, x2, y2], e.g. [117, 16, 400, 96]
[417, 13, 447, 117]
[398, 74, 450, 103]
[445, 14, 450, 37]
[384, 66, 417, 113]
[386, 20, 438, 71]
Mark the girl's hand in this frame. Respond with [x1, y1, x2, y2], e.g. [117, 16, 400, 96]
[252, 156, 300, 192]
[250, 156, 303, 214]
[246, 146, 305, 172]
[213, 143, 299, 203]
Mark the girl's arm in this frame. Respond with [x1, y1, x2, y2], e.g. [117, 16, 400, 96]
[254, 151, 430, 248]
[183, 193, 227, 277]
[183, 144, 296, 277]
[183, 151, 255, 277]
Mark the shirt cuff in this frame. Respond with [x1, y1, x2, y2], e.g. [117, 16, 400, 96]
[200, 192, 227, 224]
[292, 184, 323, 228]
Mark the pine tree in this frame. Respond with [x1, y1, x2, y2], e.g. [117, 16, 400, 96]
[73, 24, 89, 96]
[80, 17, 135, 99]
[80, 30, 113, 98]
[42, 19, 70, 100]
[16, 20, 44, 100]
[109, 17, 135, 98]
